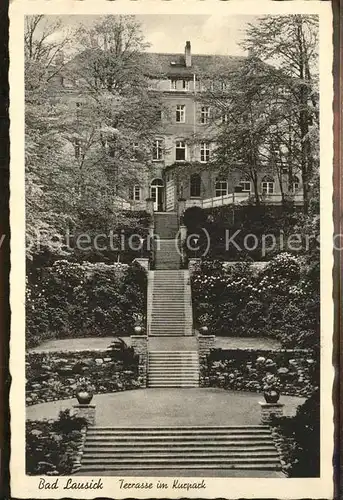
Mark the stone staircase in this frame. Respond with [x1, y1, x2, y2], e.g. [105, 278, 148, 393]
[154, 212, 181, 270]
[148, 351, 199, 388]
[79, 426, 281, 472]
[149, 271, 191, 336]
[155, 239, 181, 270]
[154, 212, 178, 239]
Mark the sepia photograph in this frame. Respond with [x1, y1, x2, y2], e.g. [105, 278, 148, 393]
[9, 2, 334, 498]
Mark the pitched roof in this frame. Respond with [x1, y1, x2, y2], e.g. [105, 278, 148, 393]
[141, 52, 247, 78]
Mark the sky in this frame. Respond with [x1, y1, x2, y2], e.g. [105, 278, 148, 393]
[35, 15, 259, 56]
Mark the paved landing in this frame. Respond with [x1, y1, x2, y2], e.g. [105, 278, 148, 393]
[27, 388, 305, 426]
[148, 336, 198, 351]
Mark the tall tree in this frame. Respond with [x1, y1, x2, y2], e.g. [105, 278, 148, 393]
[199, 56, 289, 206]
[25, 15, 164, 264]
[242, 15, 319, 213]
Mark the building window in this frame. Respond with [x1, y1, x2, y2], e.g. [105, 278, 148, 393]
[221, 82, 227, 91]
[129, 185, 141, 201]
[240, 180, 251, 192]
[190, 174, 201, 197]
[176, 105, 186, 123]
[289, 175, 300, 193]
[152, 139, 163, 161]
[182, 80, 189, 90]
[261, 176, 275, 194]
[200, 142, 210, 163]
[74, 139, 81, 158]
[170, 79, 177, 90]
[175, 141, 186, 161]
[221, 113, 228, 124]
[201, 106, 210, 124]
[215, 178, 228, 197]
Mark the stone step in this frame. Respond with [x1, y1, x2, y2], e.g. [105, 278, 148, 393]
[149, 329, 186, 332]
[83, 444, 277, 452]
[88, 425, 269, 431]
[151, 313, 185, 317]
[150, 324, 186, 328]
[148, 374, 199, 378]
[79, 464, 281, 471]
[149, 334, 189, 337]
[82, 452, 279, 461]
[148, 384, 199, 388]
[148, 365, 199, 369]
[80, 457, 280, 465]
[148, 366, 199, 370]
[85, 434, 272, 442]
[149, 351, 198, 355]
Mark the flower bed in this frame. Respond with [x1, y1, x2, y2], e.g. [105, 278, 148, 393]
[201, 348, 318, 398]
[26, 349, 141, 406]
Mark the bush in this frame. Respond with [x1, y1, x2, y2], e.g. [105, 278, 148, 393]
[26, 409, 87, 475]
[26, 261, 147, 347]
[184, 203, 302, 261]
[270, 389, 320, 477]
[191, 253, 319, 349]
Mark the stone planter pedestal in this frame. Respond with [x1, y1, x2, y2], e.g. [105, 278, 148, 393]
[131, 335, 148, 388]
[259, 402, 284, 424]
[73, 404, 96, 426]
[133, 258, 149, 271]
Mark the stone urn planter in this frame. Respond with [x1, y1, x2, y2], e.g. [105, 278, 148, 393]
[76, 391, 93, 405]
[199, 326, 210, 335]
[263, 390, 280, 404]
[75, 377, 95, 405]
[262, 373, 281, 403]
[134, 325, 143, 335]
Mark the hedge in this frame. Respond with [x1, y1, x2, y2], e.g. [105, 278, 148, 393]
[201, 348, 318, 398]
[26, 349, 141, 406]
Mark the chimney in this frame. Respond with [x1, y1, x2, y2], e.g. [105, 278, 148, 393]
[185, 41, 191, 67]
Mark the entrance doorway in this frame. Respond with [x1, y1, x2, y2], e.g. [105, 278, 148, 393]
[150, 178, 164, 211]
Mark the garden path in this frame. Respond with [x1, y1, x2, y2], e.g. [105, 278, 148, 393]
[29, 336, 281, 353]
[27, 388, 304, 426]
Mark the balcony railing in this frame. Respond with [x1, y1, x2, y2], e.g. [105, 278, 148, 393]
[185, 191, 303, 209]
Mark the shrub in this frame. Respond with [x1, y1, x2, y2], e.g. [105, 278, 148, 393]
[26, 261, 147, 347]
[26, 409, 87, 475]
[270, 389, 320, 477]
[191, 253, 319, 349]
[184, 203, 302, 260]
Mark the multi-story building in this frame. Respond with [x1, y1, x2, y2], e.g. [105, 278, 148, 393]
[127, 41, 303, 212]
[48, 41, 303, 213]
